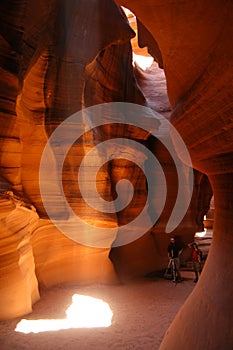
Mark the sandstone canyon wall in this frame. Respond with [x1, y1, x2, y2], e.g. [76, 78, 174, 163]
[117, 1, 233, 349]
[0, 4, 221, 350]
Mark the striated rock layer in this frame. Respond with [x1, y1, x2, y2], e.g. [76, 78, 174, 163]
[0, 192, 39, 319]
[0, 0, 214, 322]
[117, 0, 233, 349]
[0, 0, 135, 318]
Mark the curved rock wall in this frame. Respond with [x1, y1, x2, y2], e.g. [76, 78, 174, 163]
[0, 192, 39, 319]
[117, 1, 233, 349]
[0, 0, 215, 324]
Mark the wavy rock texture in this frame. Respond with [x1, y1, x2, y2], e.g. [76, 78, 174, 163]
[117, 1, 233, 349]
[0, 192, 39, 319]
[0, 0, 214, 324]
[31, 219, 118, 288]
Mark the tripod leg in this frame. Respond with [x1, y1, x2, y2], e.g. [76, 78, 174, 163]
[172, 260, 176, 282]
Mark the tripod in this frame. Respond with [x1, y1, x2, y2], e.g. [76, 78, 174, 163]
[169, 258, 177, 282]
[164, 258, 178, 283]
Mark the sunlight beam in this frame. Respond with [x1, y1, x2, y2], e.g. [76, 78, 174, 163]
[133, 53, 154, 71]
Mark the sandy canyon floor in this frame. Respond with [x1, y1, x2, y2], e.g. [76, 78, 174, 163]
[0, 270, 197, 350]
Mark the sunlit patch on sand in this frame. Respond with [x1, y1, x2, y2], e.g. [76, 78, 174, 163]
[15, 294, 113, 334]
[195, 228, 207, 238]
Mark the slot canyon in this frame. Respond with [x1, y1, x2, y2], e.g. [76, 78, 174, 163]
[0, 1, 232, 349]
